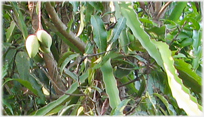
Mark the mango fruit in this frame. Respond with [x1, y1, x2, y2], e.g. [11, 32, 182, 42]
[25, 34, 40, 58]
[36, 29, 52, 48]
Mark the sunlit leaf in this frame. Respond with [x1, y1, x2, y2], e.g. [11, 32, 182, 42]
[101, 59, 121, 109]
[76, 6, 85, 37]
[174, 59, 201, 94]
[152, 40, 202, 115]
[119, 2, 163, 67]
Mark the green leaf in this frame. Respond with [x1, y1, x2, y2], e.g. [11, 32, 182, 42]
[59, 104, 78, 115]
[3, 78, 38, 96]
[145, 26, 166, 37]
[127, 30, 145, 52]
[6, 21, 16, 42]
[56, 32, 82, 54]
[93, 51, 120, 69]
[64, 69, 78, 81]
[15, 52, 30, 81]
[91, 15, 107, 52]
[180, 38, 193, 47]
[111, 17, 126, 43]
[152, 40, 202, 115]
[76, 6, 85, 37]
[10, 2, 28, 39]
[88, 2, 103, 12]
[34, 71, 88, 115]
[153, 93, 174, 115]
[111, 99, 130, 115]
[59, 53, 79, 75]
[3, 99, 14, 115]
[119, 2, 163, 67]
[137, 76, 146, 97]
[174, 59, 201, 94]
[168, 2, 187, 22]
[2, 61, 9, 78]
[119, 29, 129, 54]
[100, 59, 121, 109]
[46, 105, 64, 115]
[118, 76, 138, 96]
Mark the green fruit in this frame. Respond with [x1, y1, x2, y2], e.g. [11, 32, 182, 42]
[25, 35, 40, 58]
[36, 30, 52, 48]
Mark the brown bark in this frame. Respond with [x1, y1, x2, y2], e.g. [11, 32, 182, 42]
[43, 53, 67, 95]
[27, 1, 66, 95]
[45, 2, 86, 53]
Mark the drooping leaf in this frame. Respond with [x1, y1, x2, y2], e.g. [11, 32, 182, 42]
[137, 76, 146, 97]
[152, 40, 202, 115]
[168, 2, 187, 22]
[76, 6, 85, 37]
[59, 53, 79, 75]
[119, 2, 163, 67]
[119, 29, 129, 54]
[100, 59, 121, 109]
[88, 2, 103, 12]
[3, 78, 38, 96]
[56, 32, 82, 54]
[111, 99, 130, 115]
[111, 17, 126, 43]
[46, 105, 64, 116]
[34, 71, 88, 115]
[174, 59, 201, 94]
[91, 15, 107, 52]
[10, 2, 28, 39]
[2, 61, 9, 78]
[2, 99, 14, 115]
[93, 51, 121, 69]
[15, 52, 30, 81]
[6, 21, 16, 42]
[153, 93, 174, 115]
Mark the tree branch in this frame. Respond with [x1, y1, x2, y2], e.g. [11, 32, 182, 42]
[45, 2, 86, 53]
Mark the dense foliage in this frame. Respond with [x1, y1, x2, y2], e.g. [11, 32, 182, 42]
[2, 1, 202, 115]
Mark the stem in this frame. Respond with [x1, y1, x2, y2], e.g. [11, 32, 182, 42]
[45, 2, 85, 53]
[38, 0, 42, 30]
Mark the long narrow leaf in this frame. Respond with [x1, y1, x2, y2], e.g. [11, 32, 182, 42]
[174, 59, 201, 94]
[119, 2, 163, 67]
[111, 17, 126, 43]
[10, 2, 28, 39]
[111, 99, 130, 115]
[91, 15, 107, 52]
[100, 59, 121, 109]
[168, 2, 187, 22]
[152, 40, 202, 115]
[3, 78, 38, 96]
[34, 71, 88, 115]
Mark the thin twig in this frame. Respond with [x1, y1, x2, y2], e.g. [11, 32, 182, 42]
[156, 1, 172, 19]
[38, 0, 42, 30]
[169, 21, 187, 45]
[117, 75, 141, 88]
[41, 68, 85, 96]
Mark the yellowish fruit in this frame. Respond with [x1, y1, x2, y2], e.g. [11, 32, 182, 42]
[25, 34, 39, 58]
[36, 30, 52, 48]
